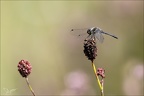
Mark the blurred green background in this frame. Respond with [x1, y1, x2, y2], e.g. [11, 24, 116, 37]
[1, 1, 143, 96]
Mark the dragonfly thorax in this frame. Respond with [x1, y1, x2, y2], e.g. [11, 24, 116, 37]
[87, 27, 97, 35]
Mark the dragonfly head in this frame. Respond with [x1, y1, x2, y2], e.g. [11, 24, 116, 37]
[87, 29, 91, 35]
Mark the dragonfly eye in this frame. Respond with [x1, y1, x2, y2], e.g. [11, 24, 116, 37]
[87, 29, 91, 35]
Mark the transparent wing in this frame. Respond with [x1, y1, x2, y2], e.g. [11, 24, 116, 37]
[70, 28, 88, 38]
[95, 31, 104, 43]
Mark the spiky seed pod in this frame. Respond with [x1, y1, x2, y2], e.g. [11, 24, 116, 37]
[18, 60, 32, 78]
[97, 68, 105, 78]
[83, 39, 97, 62]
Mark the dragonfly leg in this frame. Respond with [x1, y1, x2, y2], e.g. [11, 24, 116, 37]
[93, 36, 96, 41]
[85, 35, 90, 41]
[90, 34, 96, 41]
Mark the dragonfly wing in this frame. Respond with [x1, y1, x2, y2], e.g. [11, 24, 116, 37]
[70, 28, 88, 37]
[70, 28, 87, 36]
[95, 31, 104, 43]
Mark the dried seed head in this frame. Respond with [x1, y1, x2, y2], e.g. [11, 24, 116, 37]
[83, 39, 97, 62]
[97, 68, 105, 78]
[18, 60, 32, 78]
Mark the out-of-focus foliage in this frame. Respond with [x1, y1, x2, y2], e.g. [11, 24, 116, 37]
[1, 1, 143, 95]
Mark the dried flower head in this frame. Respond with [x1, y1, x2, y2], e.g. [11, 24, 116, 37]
[18, 60, 32, 78]
[97, 68, 105, 78]
[83, 39, 97, 62]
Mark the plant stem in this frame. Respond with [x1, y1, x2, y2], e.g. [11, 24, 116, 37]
[91, 61, 104, 96]
[25, 77, 36, 96]
[101, 79, 104, 96]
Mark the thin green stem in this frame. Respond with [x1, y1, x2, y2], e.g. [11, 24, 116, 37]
[91, 61, 104, 96]
[25, 77, 36, 96]
[101, 79, 104, 96]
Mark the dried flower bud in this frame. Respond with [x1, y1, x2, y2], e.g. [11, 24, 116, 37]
[97, 68, 105, 78]
[83, 39, 97, 62]
[18, 60, 32, 78]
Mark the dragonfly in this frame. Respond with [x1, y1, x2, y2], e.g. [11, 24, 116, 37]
[71, 27, 118, 43]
